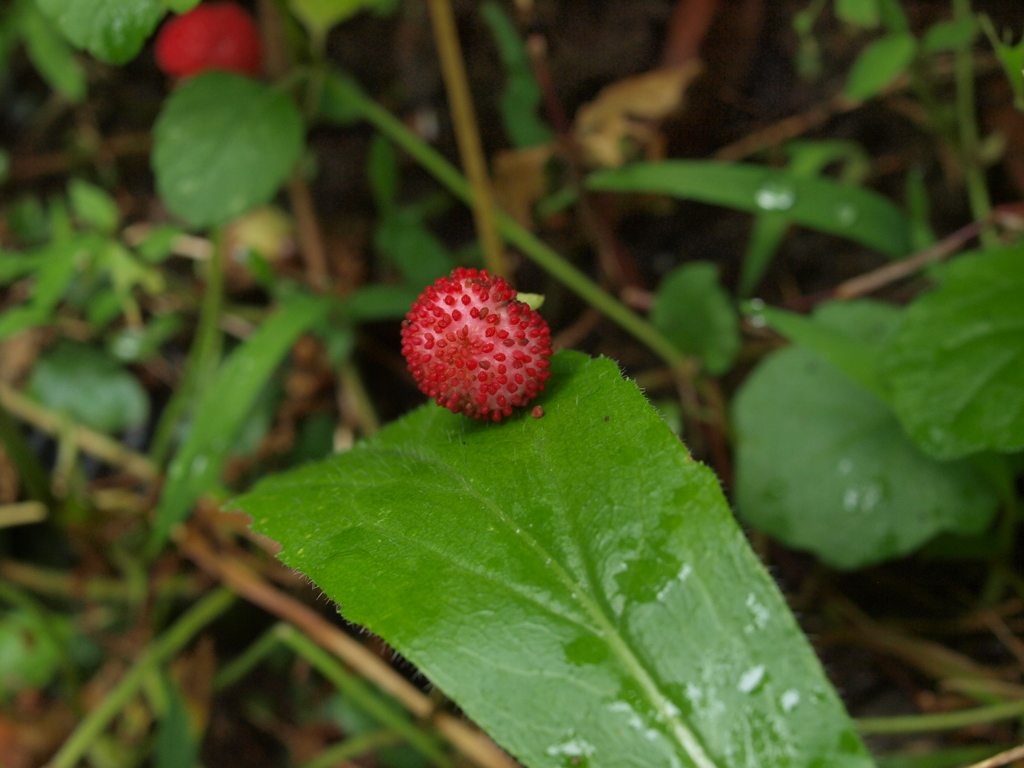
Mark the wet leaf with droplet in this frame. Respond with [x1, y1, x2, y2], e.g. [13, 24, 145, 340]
[234, 351, 875, 768]
[734, 302, 998, 569]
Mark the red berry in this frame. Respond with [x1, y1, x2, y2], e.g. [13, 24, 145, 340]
[532, 406, 544, 419]
[401, 268, 553, 422]
[155, 2, 262, 79]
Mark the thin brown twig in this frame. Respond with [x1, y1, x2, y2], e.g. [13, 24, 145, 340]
[7, 132, 152, 182]
[979, 609, 1024, 671]
[177, 526, 518, 768]
[426, 0, 508, 278]
[832, 203, 1024, 301]
[288, 173, 331, 291]
[962, 743, 1024, 768]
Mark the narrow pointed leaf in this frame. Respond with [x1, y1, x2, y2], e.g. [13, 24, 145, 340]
[234, 351, 874, 768]
[588, 161, 911, 258]
[152, 294, 333, 549]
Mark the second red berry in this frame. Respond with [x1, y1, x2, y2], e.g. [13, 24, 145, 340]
[155, 2, 262, 79]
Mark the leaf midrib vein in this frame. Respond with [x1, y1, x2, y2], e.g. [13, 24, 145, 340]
[378, 444, 721, 768]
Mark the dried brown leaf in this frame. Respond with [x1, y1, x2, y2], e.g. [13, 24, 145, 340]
[574, 62, 703, 167]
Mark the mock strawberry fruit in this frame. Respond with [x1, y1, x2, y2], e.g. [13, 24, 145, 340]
[155, 2, 262, 80]
[401, 268, 553, 422]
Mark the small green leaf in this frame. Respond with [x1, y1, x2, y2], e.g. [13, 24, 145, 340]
[235, 351, 875, 768]
[481, 1, 553, 148]
[921, 17, 978, 53]
[587, 161, 912, 258]
[137, 224, 184, 264]
[152, 294, 333, 550]
[30, 340, 150, 433]
[845, 32, 917, 100]
[880, 244, 1024, 460]
[835, 0, 880, 29]
[0, 233, 93, 340]
[0, 610, 69, 699]
[652, 262, 739, 376]
[980, 15, 1024, 111]
[734, 302, 998, 570]
[33, 0, 164, 64]
[374, 208, 456, 287]
[68, 178, 119, 233]
[153, 72, 305, 228]
[17, 3, 86, 101]
[288, 0, 391, 41]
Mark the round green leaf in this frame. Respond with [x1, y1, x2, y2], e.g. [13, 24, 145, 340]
[734, 303, 998, 569]
[30, 340, 149, 433]
[652, 262, 739, 376]
[153, 72, 305, 228]
[236, 351, 874, 768]
[880, 245, 1024, 459]
[0, 611, 67, 698]
[34, 0, 163, 64]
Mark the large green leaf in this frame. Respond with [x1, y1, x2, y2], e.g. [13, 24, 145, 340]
[33, 0, 163, 64]
[879, 244, 1024, 459]
[234, 351, 874, 768]
[152, 72, 305, 228]
[151, 294, 333, 549]
[734, 302, 998, 570]
[587, 161, 911, 258]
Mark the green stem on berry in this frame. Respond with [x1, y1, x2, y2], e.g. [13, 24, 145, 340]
[326, 75, 692, 375]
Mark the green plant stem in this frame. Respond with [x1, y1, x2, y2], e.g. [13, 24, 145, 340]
[46, 588, 235, 768]
[330, 77, 690, 374]
[426, 0, 508, 278]
[276, 624, 457, 768]
[299, 729, 404, 768]
[856, 698, 1024, 735]
[149, 229, 227, 467]
[951, 0, 996, 248]
[212, 625, 281, 691]
[0, 400, 53, 506]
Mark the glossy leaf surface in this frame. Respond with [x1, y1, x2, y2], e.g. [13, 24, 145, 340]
[588, 161, 911, 258]
[880, 245, 1024, 460]
[34, 0, 164, 64]
[236, 352, 874, 768]
[734, 302, 997, 569]
[153, 72, 304, 228]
